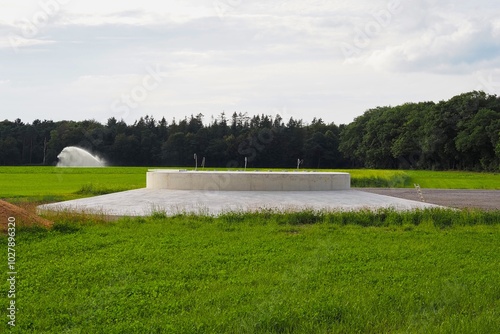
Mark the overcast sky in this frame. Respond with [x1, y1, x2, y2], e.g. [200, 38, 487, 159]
[1, 0, 500, 126]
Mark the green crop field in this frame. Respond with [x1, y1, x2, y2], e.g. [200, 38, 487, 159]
[0, 167, 149, 202]
[405, 170, 500, 189]
[337, 169, 500, 189]
[2, 210, 500, 333]
[0, 167, 499, 203]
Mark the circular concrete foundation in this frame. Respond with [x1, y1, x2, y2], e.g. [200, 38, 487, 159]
[146, 170, 350, 191]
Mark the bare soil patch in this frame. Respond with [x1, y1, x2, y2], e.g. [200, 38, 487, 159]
[0, 200, 53, 232]
[361, 188, 500, 211]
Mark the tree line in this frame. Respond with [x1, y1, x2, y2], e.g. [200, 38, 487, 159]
[1, 91, 499, 171]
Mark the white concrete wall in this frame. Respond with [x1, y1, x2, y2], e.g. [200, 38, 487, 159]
[147, 171, 350, 191]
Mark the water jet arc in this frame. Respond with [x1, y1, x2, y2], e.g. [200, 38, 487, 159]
[56, 146, 105, 167]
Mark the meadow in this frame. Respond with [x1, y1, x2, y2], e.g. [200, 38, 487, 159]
[1, 167, 499, 333]
[1, 210, 500, 333]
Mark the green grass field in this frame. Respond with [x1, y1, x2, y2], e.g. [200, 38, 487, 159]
[405, 170, 500, 189]
[0, 167, 148, 202]
[337, 169, 500, 189]
[2, 211, 500, 333]
[0, 167, 499, 203]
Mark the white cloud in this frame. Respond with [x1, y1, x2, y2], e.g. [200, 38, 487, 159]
[474, 69, 500, 94]
[0, 36, 56, 50]
[338, 0, 500, 74]
[362, 18, 500, 73]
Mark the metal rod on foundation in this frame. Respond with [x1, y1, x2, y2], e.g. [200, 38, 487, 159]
[297, 159, 303, 170]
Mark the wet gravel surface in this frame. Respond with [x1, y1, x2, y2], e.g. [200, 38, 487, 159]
[360, 188, 500, 211]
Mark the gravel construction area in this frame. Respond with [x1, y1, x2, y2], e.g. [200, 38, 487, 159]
[361, 188, 500, 211]
[38, 188, 440, 217]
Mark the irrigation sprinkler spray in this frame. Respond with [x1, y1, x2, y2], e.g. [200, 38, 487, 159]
[244, 157, 248, 171]
[194, 153, 198, 171]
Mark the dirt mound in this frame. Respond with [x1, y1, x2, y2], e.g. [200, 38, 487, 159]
[0, 200, 53, 232]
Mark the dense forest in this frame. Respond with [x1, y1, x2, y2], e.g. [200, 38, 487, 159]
[1, 91, 499, 171]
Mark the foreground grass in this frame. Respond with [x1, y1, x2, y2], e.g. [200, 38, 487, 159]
[1, 209, 499, 333]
